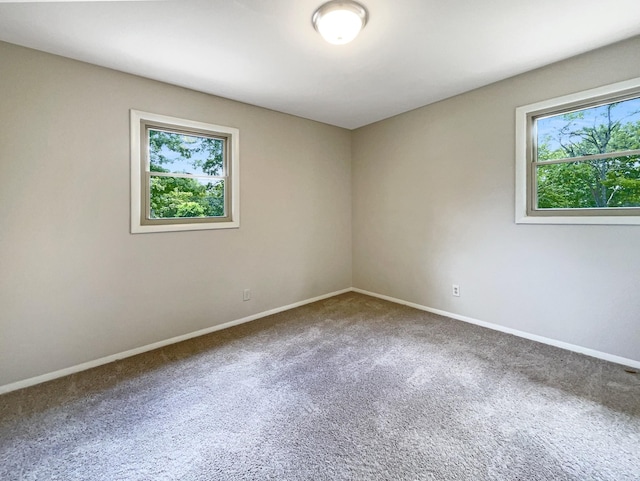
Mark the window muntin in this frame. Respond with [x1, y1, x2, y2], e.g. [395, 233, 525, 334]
[131, 111, 239, 233]
[515, 78, 640, 225]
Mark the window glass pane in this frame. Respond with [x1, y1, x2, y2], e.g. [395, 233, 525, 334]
[536, 155, 640, 209]
[148, 129, 225, 176]
[536, 96, 640, 161]
[149, 176, 225, 218]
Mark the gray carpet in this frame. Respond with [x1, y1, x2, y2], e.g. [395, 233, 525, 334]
[1, 292, 639, 480]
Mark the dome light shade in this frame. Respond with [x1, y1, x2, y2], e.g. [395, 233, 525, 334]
[312, 1, 368, 45]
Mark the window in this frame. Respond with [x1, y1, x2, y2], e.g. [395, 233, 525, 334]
[130, 110, 239, 233]
[515, 78, 640, 225]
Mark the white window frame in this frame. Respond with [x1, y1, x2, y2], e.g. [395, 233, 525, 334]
[130, 110, 240, 233]
[515, 77, 640, 225]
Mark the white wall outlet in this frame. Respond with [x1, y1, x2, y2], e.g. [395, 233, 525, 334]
[452, 284, 460, 297]
[243, 288, 251, 301]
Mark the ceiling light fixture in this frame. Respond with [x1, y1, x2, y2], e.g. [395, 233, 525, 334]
[312, 0, 368, 45]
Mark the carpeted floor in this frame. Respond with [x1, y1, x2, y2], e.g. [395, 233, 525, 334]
[1, 292, 638, 480]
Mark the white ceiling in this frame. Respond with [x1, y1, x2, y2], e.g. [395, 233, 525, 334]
[1, 0, 640, 129]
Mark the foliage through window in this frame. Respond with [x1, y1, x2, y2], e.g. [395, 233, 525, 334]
[515, 78, 640, 225]
[149, 129, 225, 219]
[131, 111, 239, 233]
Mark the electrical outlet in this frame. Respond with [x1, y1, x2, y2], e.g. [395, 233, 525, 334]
[452, 284, 460, 297]
[243, 288, 251, 301]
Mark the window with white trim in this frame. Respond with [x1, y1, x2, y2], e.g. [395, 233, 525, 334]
[130, 110, 239, 233]
[515, 78, 640, 225]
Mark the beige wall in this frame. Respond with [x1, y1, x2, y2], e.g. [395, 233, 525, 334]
[352, 36, 640, 362]
[0, 42, 352, 386]
[3, 36, 639, 389]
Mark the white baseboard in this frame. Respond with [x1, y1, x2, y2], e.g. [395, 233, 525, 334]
[3, 286, 637, 395]
[352, 288, 640, 370]
[0, 288, 352, 395]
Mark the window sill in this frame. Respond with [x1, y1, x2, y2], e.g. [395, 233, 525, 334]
[515, 214, 640, 225]
[131, 221, 240, 234]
